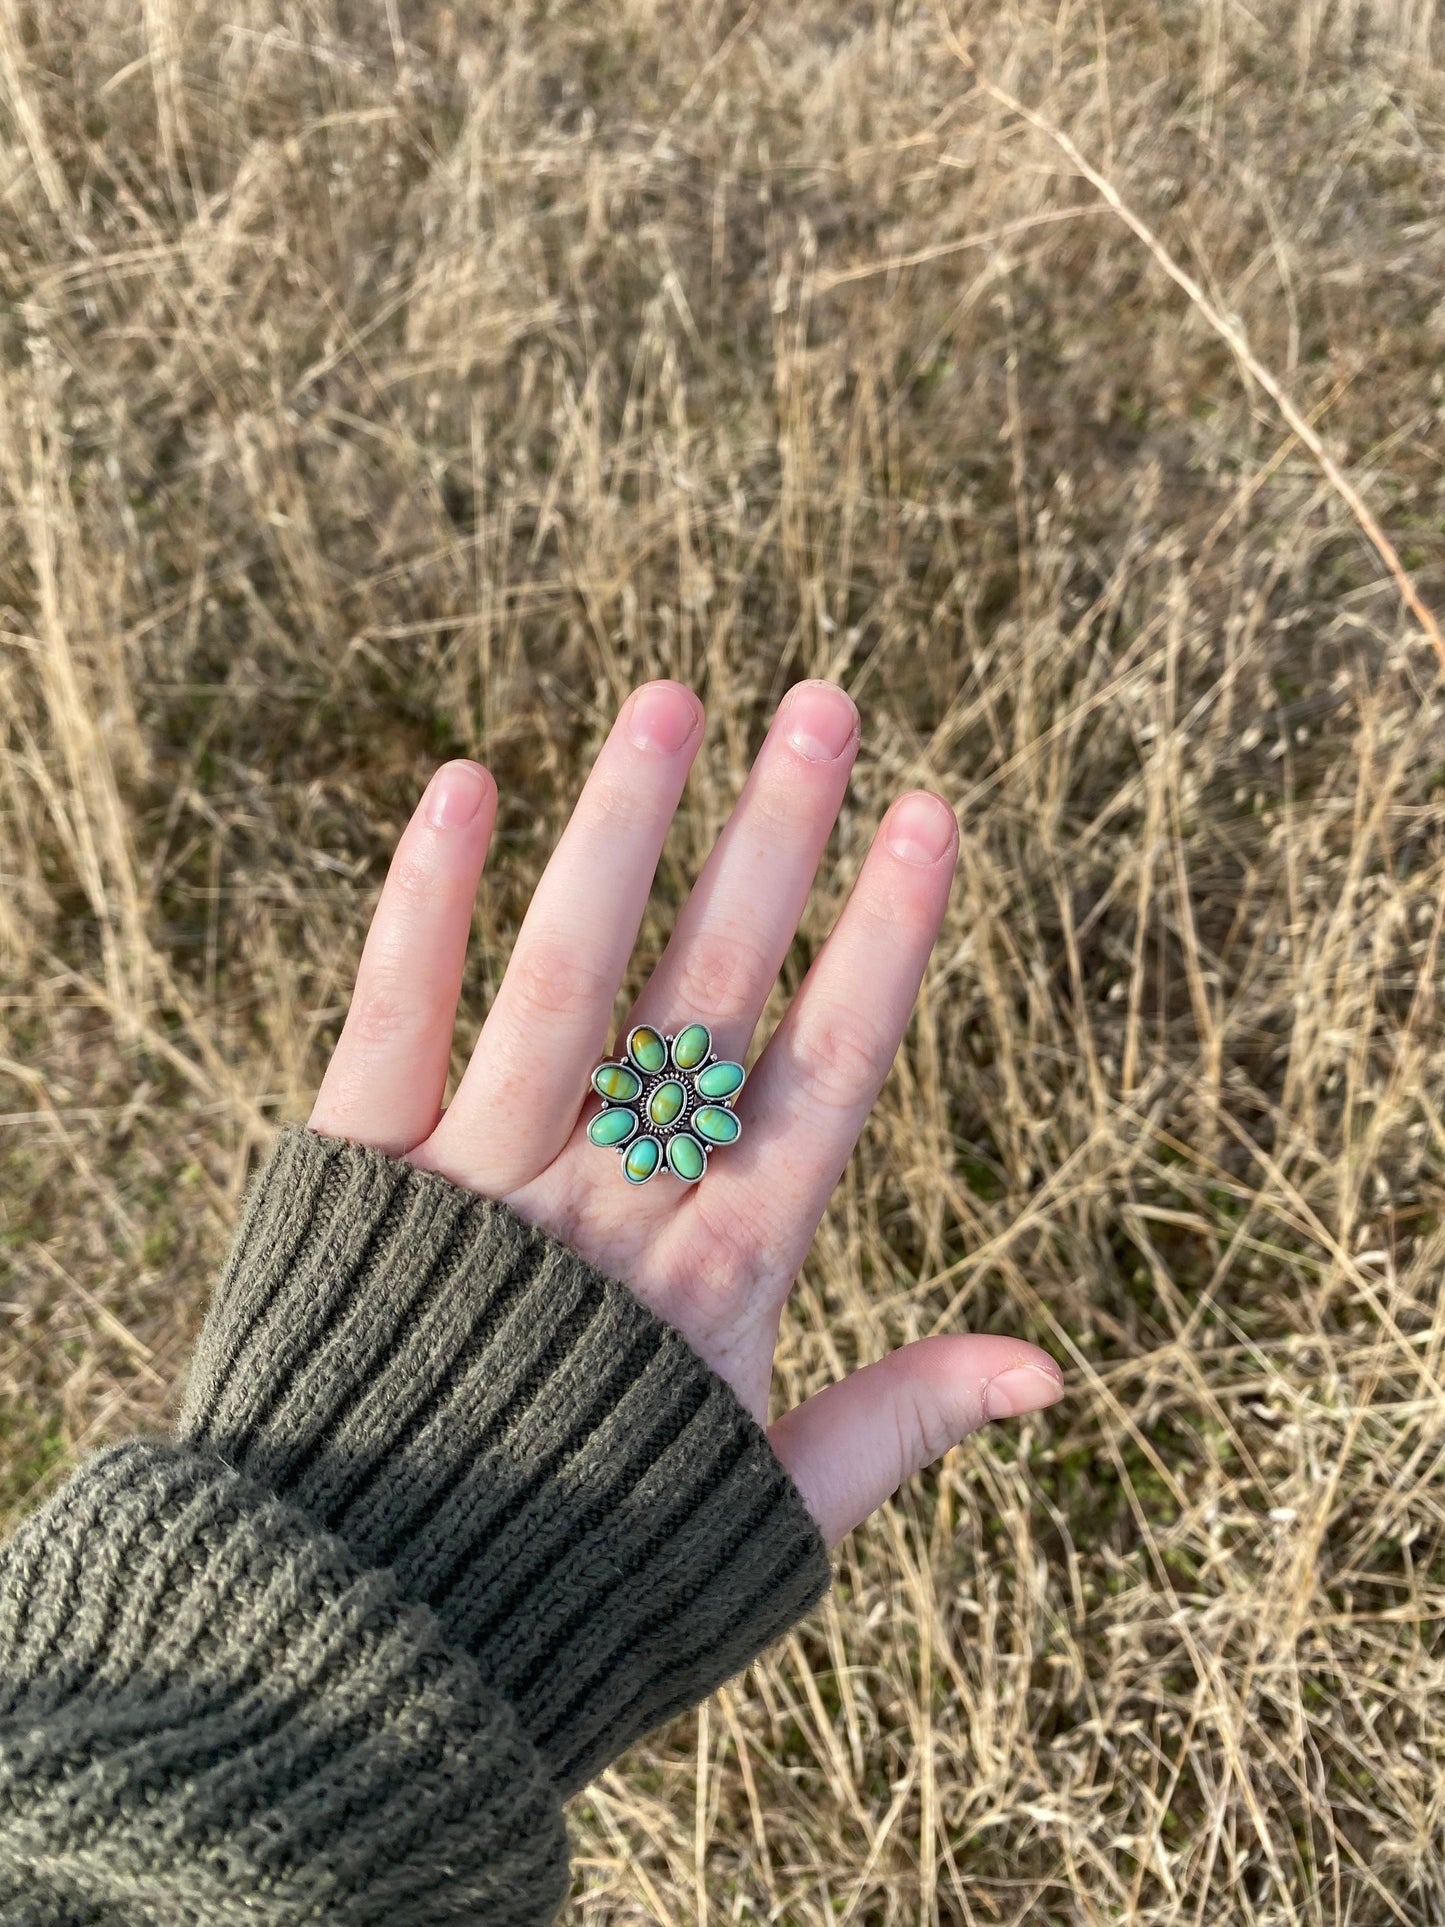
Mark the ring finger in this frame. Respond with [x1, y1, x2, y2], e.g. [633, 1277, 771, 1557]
[667, 788, 959, 1291]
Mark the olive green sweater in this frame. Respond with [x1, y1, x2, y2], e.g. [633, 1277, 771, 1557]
[0, 1128, 832, 1923]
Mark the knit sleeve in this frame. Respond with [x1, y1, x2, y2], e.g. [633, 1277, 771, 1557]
[178, 1127, 833, 1795]
[0, 1127, 832, 1922]
[0, 1438, 569, 1926]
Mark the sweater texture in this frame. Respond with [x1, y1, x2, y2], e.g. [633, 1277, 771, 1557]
[0, 1128, 833, 1923]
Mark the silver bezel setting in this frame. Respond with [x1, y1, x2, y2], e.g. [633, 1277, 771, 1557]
[587, 1022, 745, 1182]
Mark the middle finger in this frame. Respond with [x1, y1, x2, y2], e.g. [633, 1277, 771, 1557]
[420, 680, 703, 1192]
[622, 679, 860, 1066]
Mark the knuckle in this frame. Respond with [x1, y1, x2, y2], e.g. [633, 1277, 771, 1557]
[344, 980, 430, 1052]
[892, 1381, 952, 1494]
[786, 1002, 892, 1113]
[586, 777, 658, 836]
[748, 773, 810, 836]
[384, 842, 434, 908]
[504, 934, 613, 1021]
[669, 926, 769, 1024]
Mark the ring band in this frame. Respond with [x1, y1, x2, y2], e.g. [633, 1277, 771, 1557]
[587, 1022, 745, 1184]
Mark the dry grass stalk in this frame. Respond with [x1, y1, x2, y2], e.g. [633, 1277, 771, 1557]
[2, 2, 1444, 1922]
[939, 19, 1445, 675]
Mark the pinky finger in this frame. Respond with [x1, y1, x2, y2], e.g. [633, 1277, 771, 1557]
[310, 760, 497, 1157]
[767, 1334, 1064, 1547]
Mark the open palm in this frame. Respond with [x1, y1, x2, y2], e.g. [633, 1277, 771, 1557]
[310, 679, 1062, 1545]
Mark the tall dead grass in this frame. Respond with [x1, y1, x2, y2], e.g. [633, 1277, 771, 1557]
[2, 1, 1444, 1919]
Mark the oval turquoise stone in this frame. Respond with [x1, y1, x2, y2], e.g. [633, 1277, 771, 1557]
[623, 1135, 662, 1183]
[695, 1059, 744, 1100]
[693, 1104, 741, 1145]
[591, 1061, 641, 1102]
[626, 1025, 667, 1074]
[588, 1106, 637, 1148]
[648, 1079, 685, 1128]
[671, 1023, 711, 1070]
[667, 1133, 706, 1182]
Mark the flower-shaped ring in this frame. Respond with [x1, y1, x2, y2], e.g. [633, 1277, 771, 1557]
[586, 1022, 745, 1184]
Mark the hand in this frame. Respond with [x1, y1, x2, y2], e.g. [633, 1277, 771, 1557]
[309, 680, 1063, 1545]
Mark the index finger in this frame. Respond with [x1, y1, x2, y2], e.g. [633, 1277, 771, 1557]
[310, 760, 497, 1156]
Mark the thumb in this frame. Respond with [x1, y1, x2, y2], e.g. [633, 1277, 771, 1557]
[767, 1333, 1064, 1547]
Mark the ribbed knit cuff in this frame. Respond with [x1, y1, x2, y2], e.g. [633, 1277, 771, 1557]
[178, 1127, 832, 1794]
[0, 1439, 568, 1925]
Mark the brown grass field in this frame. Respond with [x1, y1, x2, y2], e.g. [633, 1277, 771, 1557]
[3, 1, 1445, 1920]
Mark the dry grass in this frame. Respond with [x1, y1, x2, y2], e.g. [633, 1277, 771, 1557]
[3, 0, 1445, 1919]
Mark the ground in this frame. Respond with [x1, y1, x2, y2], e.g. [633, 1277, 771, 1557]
[2, 1, 1444, 1921]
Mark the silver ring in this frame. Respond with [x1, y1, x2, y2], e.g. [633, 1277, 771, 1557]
[587, 1022, 745, 1184]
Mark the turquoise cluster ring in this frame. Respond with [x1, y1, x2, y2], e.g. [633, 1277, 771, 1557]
[587, 1022, 744, 1184]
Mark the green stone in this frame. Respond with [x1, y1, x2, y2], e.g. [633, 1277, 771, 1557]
[588, 1106, 637, 1148]
[626, 1025, 667, 1074]
[693, 1104, 741, 1146]
[695, 1059, 744, 1100]
[648, 1079, 685, 1128]
[623, 1135, 662, 1183]
[591, 1061, 641, 1102]
[667, 1133, 706, 1182]
[671, 1023, 712, 1070]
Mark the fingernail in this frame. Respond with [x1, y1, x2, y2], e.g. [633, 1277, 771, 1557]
[886, 792, 957, 865]
[424, 760, 490, 829]
[627, 682, 701, 754]
[983, 1364, 1064, 1423]
[784, 681, 858, 762]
